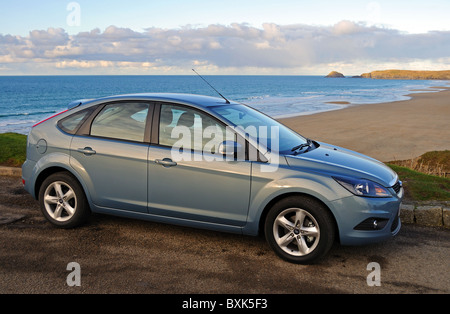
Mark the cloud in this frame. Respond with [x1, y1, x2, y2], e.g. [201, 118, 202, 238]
[332, 20, 362, 35]
[29, 28, 69, 47]
[1, 21, 449, 74]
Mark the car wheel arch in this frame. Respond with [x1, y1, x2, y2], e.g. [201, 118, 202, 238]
[257, 192, 339, 240]
[34, 166, 91, 208]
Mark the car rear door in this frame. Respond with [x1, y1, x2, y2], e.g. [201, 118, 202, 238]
[70, 101, 153, 213]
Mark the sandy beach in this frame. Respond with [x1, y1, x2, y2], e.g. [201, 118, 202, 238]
[279, 86, 450, 162]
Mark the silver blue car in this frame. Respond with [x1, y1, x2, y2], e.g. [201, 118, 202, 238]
[22, 93, 403, 264]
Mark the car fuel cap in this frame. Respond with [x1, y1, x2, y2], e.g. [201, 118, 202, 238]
[36, 139, 47, 154]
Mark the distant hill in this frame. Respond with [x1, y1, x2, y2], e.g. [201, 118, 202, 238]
[361, 70, 450, 80]
[325, 71, 345, 78]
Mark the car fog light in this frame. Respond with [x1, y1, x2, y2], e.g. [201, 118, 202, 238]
[354, 218, 389, 231]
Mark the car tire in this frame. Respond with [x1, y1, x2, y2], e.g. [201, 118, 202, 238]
[39, 172, 90, 228]
[264, 196, 335, 264]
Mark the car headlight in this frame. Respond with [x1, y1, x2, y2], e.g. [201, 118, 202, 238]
[333, 176, 391, 198]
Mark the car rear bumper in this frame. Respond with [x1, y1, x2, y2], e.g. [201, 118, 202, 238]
[22, 159, 37, 198]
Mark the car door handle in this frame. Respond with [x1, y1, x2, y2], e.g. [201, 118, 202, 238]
[77, 147, 96, 156]
[155, 158, 177, 167]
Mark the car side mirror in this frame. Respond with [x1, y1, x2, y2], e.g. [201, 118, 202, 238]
[218, 141, 243, 156]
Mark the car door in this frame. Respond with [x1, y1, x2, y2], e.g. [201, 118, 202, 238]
[147, 103, 251, 226]
[70, 101, 153, 213]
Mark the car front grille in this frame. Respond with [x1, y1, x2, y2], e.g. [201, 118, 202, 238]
[392, 180, 402, 194]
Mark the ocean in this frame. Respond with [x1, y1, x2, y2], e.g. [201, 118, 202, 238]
[0, 75, 445, 134]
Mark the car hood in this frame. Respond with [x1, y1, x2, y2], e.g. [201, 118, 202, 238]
[285, 141, 398, 187]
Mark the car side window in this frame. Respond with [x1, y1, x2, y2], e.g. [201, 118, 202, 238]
[90, 102, 149, 142]
[159, 104, 226, 153]
[58, 108, 93, 135]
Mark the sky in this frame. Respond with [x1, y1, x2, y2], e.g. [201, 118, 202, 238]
[0, 0, 449, 75]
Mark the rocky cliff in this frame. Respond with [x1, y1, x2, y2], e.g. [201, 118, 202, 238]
[361, 70, 450, 80]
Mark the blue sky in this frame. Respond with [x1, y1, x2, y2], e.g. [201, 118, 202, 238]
[1, 0, 449, 75]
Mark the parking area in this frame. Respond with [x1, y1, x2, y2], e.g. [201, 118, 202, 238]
[0, 175, 449, 294]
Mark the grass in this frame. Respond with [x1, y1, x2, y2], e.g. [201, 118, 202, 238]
[1, 132, 449, 202]
[389, 150, 450, 178]
[415, 150, 450, 175]
[387, 164, 450, 202]
[386, 150, 450, 202]
[0, 132, 27, 167]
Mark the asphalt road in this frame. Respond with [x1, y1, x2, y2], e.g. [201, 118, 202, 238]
[0, 175, 449, 294]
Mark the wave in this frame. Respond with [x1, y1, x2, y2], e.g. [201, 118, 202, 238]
[0, 120, 35, 127]
[0, 110, 56, 118]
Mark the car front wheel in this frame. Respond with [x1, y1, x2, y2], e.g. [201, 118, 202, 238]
[39, 172, 90, 228]
[264, 196, 335, 264]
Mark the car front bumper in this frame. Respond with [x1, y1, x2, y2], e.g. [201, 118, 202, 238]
[330, 191, 402, 246]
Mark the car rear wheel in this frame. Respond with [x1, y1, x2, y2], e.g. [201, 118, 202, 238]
[264, 196, 335, 264]
[39, 172, 90, 228]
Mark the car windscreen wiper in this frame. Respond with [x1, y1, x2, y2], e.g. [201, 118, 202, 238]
[291, 138, 313, 154]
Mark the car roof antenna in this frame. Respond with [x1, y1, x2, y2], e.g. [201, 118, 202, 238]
[192, 69, 230, 104]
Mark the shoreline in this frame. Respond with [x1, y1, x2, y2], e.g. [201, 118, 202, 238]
[278, 86, 450, 162]
[270, 84, 449, 120]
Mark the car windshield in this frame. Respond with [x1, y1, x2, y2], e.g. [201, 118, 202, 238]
[209, 104, 308, 154]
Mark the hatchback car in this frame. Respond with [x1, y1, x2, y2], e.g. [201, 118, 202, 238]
[22, 93, 403, 264]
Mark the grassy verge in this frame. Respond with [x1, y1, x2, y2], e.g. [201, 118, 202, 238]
[387, 164, 450, 202]
[0, 132, 27, 167]
[389, 150, 450, 178]
[387, 150, 450, 201]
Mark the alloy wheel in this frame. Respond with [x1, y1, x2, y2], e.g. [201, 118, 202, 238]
[272, 207, 320, 256]
[43, 181, 78, 222]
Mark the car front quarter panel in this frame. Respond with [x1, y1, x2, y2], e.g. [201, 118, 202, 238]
[244, 159, 350, 235]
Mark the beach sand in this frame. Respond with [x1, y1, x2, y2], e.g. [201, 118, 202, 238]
[278, 87, 450, 162]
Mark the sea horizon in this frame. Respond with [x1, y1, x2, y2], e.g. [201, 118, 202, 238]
[0, 75, 447, 135]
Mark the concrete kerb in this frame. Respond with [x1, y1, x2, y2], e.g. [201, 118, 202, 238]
[1, 166, 449, 229]
[400, 202, 450, 229]
[0, 166, 22, 177]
